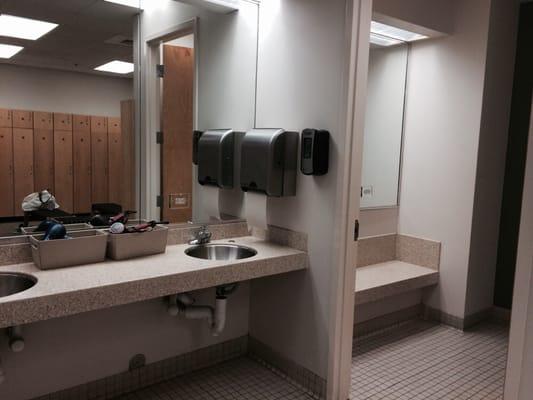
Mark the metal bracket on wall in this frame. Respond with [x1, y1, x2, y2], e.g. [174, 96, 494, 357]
[156, 195, 163, 208]
[156, 64, 165, 78]
[354, 219, 360, 241]
[156, 131, 164, 144]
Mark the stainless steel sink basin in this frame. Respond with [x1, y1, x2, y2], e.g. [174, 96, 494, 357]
[0, 272, 37, 298]
[185, 244, 257, 261]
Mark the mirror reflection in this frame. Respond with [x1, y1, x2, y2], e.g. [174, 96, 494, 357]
[0, 0, 140, 236]
[138, 0, 258, 225]
[361, 40, 408, 209]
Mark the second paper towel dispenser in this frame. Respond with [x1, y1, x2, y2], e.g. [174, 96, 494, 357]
[240, 128, 298, 197]
[197, 129, 234, 189]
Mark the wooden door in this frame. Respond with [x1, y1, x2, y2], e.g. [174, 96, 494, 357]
[0, 128, 14, 217]
[162, 45, 194, 223]
[13, 128, 34, 216]
[0, 109, 12, 127]
[90, 116, 108, 204]
[12, 110, 33, 129]
[33, 112, 54, 193]
[54, 130, 73, 213]
[107, 117, 122, 206]
[121, 100, 135, 212]
[73, 115, 92, 213]
[53, 113, 72, 131]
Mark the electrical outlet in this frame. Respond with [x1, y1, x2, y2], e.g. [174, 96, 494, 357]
[361, 185, 374, 199]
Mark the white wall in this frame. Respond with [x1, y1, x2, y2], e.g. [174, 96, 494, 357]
[0, 64, 132, 117]
[248, 0, 352, 378]
[504, 101, 533, 400]
[398, 0, 490, 318]
[361, 45, 407, 208]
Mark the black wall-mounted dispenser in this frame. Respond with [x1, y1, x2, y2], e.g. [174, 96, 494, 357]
[240, 128, 298, 197]
[197, 129, 234, 189]
[300, 129, 329, 176]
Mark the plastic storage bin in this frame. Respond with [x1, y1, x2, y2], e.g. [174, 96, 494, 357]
[21, 223, 92, 235]
[30, 230, 108, 270]
[105, 226, 168, 260]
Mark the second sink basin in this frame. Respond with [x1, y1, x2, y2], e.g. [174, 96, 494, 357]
[185, 244, 257, 261]
[0, 272, 37, 298]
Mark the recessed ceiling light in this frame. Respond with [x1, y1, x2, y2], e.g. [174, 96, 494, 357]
[371, 21, 428, 42]
[0, 44, 23, 59]
[95, 60, 134, 74]
[104, 0, 141, 8]
[370, 33, 403, 47]
[0, 14, 58, 41]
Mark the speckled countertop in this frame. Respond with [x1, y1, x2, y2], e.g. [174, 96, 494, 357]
[0, 236, 308, 328]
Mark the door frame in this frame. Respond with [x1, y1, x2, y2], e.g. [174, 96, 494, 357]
[327, 0, 372, 399]
[141, 19, 198, 221]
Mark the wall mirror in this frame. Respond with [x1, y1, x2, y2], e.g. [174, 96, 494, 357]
[0, 0, 141, 238]
[138, 0, 258, 226]
[360, 40, 408, 209]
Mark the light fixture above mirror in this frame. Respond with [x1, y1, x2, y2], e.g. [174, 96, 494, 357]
[0, 14, 58, 40]
[370, 20, 428, 47]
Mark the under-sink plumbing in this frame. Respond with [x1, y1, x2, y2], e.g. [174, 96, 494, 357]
[167, 283, 239, 336]
[0, 325, 24, 385]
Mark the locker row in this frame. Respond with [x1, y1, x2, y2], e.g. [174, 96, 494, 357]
[0, 108, 127, 218]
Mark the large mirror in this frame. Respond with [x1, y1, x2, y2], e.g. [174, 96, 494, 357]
[138, 0, 258, 226]
[0, 0, 260, 237]
[0, 0, 140, 237]
[361, 41, 408, 209]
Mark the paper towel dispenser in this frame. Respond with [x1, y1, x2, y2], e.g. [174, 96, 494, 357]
[197, 129, 234, 189]
[240, 129, 298, 197]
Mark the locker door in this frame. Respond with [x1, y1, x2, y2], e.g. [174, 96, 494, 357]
[54, 130, 73, 213]
[73, 115, 92, 213]
[0, 109, 12, 127]
[12, 110, 33, 129]
[90, 116, 108, 204]
[13, 128, 34, 216]
[0, 128, 14, 217]
[34, 112, 54, 193]
[107, 117, 122, 205]
[53, 113, 72, 131]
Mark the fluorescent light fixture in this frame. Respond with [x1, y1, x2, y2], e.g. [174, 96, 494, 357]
[0, 14, 58, 41]
[95, 60, 134, 74]
[370, 33, 403, 47]
[104, 0, 141, 8]
[0, 44, 23, 59]
[371, 21, 428, 42]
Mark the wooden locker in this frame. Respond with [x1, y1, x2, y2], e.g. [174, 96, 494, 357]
[12, 110, 33, 129]
[54, 130, 73, 213]
[0, 108, 12, 127]
[13, 128, 34, 216]
[73, 115, 92, 213]
[33, 112, 54, 193]
[107, 117, 122, 205]
[53, 113, 72, 131]
[0, 127, 14, 217]
[121, 100, 135, 212]
[91, 116, 108, 204]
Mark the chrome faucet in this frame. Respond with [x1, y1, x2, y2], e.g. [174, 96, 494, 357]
[189, 225, 212, 245]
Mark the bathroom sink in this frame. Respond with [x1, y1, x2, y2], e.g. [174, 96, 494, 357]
[185, 244, 257, 261]
[0, 273, 37, 298]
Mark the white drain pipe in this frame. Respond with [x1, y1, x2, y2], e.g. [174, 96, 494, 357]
[167, 285, 236, 336]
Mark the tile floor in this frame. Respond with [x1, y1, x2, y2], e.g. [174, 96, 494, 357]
[114, 357, 314, 400]
[351, 320, 509, 400]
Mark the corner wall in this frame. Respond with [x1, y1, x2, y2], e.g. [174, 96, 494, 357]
[397, 0, 492, 318]
[248, 0, 352, 378]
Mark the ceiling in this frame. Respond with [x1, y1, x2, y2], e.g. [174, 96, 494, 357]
[0, 0, 139, 78]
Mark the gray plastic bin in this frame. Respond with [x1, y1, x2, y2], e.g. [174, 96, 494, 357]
[30, 230, 108, 270]
[21, 223, 92, 235]
[105, 226, 168, 260]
